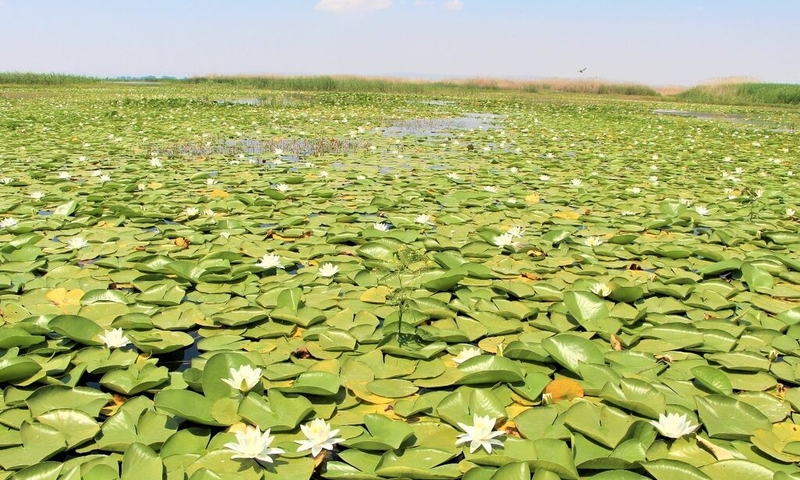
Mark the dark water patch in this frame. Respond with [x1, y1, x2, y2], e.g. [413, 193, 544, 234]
[383, 113, 501, 137]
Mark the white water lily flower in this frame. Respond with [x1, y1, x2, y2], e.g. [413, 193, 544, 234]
[184, 207, 199, 217]
[483, 186, 498, 193]
[455, 414, 505, 454]
[319, 171, 329, 179]
[734, 167, 744, 174]
[275, 183, 290, 193]
[621, 211, 636, 216]
[318, 263, 339, 277]
[1, 177, 12, 184]
[99, 328, 131, 349]
[649, 176, 658, 183]
[373, 222, 390, 232]
[755, 189, 764, 198]
[58, 171, 72, 180]
[695, 205, 709, 216]
[509, 167, 518, 173]
[508, 225, 525, 238]
[446, 172, 461, 181]
[356, 175, 366, 180]
[584, 236, 604, 247]
[220, 231, 231, 239]
[453, 346, 482, 364]
[274, 148, 284, 155]
[206, 178, 217, 185]
[222, 365, 263, 392]
[150, 158, 162, 167]
[679, 198, 692, 206]
[30, 191, 45, 200]
[67, 236, 89, 250]
[650, 413, 698, 439]
[630, 187, 641, 194]
[138, 183, 147, 191]
[0, 217, 18, 228]
[590, 283, 612, 297]
[99, 174, 111, 183]
[257, 253, 283, 270]
[295, 418, 344, 457]
[494, 233, 516, 248]
[225, 425, 284, 464]
[571, 179, 582, 187]
[415, 214, 432, 225]
[787, 208, 796, 218]
[539, 174, 550, 181]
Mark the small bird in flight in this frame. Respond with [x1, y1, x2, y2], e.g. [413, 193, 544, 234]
[578, 67, 587, 73]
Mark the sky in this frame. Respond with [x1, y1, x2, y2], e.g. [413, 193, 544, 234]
[1, 0, 798, 86]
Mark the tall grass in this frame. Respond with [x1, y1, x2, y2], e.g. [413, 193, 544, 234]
[676, 83, 800, 106]
[188, 75, 660, 97]
[0, 72, 101, 85]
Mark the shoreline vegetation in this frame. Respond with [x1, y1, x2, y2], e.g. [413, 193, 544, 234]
[1, 72, 799, 106]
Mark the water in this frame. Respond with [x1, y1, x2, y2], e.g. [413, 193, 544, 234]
[382, 113, 501, 137]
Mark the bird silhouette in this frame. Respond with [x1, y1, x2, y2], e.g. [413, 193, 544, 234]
[578, 67, 587, 73]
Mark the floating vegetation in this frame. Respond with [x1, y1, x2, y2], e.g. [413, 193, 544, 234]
[0, 81, 799, 479]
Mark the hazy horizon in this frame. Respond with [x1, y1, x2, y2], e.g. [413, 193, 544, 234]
[1, 0, 798, 87]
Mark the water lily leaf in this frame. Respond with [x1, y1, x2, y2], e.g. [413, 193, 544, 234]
[53, 200, 79, 216]
[122, 442, 163, 480]
[455, 355, 523, 385]
[0, 422, 67, 470]
[7, 463, 64, 480]
[344, 413, 415, 451]
[237, 389, 313, 431]
[514, 406, 571, 441]
[202, 352, 258, 400]
[699, 459, 775, 480]
[741, 262, 775, 292]
[26, 385, 112, 417]
[510, 372, 551, 402]
[367, 379, 418, 398]
[563, 402, 635, 449]
[542, 334, 606, 374]
[599, 378, 665, 419]
[48, 315, 103, 345]
[643, 459, 711, 480]
[421, 271, 466, 292]
[0, 349, 42, 383]
[564, 290, 609, 324]
[128, 330, 194, 354]
[531, 438, 580, 480]
[282, 370, 342, 396]
[360, 286, 392, 304]
[691, 366, 733, 395]
[375, 447, 460, 479]
[436, 388, 506, 428]
[705, 352, 770, 372]
[184, 450, 263, 480]
[470, 462, 525, 480]
[37, 409, 100, 449]
[154, 390, 223, 426]
[100, 362, 169, 395]
[696, 395, 771, 440]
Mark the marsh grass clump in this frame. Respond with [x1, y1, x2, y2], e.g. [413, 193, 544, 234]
[676, 82, 800, 105]
[0, 72, 101, 85]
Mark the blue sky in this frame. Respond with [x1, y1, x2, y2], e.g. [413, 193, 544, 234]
[1, 0, 798, 86]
